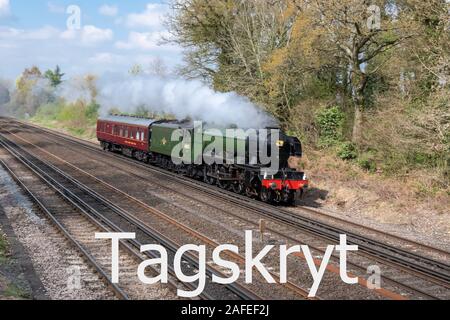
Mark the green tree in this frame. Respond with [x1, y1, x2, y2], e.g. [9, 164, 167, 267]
[12, 66, 49, 117]
[129, 64, 144, 76]
[44, 65, 65, 87]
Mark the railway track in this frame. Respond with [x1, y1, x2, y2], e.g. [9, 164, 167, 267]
[0, 134, 262, 301]
[0, 148, 130, 299]
[0, 118, 449, 299]
[0, 123, 316, 300]
[9, 119, 448, 283]
[182, 182, 450, 285]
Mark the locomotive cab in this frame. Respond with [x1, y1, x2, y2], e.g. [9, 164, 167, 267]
[285, 136, 303, 170]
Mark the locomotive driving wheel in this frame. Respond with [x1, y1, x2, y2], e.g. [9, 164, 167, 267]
[284, 190, 296, 205]
[186, 165, 196, 178]
[204, 166, 217, 185]
[217, 167, 230, 189]
[232, 182, 244, 194]
[260, 188, 272, 203]
[205, 175, 216, 185]
[273, 190, 282, 204]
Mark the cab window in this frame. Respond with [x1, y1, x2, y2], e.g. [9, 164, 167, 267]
[292, 142, 302, 156]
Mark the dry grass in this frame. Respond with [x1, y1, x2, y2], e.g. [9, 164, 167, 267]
[301, 149, 450, 237]
[29, 119, 98, 144]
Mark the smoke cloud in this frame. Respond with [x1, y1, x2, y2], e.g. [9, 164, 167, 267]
[96, 73, 278, 129]
[0, 81, 10, 105]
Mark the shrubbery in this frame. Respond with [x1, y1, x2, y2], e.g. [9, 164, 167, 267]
[315, 106, 345, 148]
[337, 142, 358, 161]
[32, 100, 99, 138]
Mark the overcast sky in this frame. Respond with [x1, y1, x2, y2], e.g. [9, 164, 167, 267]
[0, 0, 183, 79]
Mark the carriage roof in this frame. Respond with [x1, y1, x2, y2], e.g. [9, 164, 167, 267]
[98, 115, 156, 127]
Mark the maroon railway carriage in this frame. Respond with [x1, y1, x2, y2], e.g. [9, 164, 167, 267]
[96, 115, 155, 161]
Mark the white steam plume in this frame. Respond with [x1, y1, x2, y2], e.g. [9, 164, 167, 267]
[96, 73, 278, 129]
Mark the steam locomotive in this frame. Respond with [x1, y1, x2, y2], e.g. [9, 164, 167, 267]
[97, 115, 308, 205]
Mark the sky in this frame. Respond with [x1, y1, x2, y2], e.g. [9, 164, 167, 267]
[0, 0, 183, 79]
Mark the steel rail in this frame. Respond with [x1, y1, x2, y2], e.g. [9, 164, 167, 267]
[4, 127, 434, 300]
[3, 119, 449, 286]
[2, 129, 314, 300]
[0, 135, 262, 301]
[0, 156, 130, 300]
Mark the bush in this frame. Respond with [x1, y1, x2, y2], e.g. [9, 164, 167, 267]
[337, 142, 358, 161]
[316, 106, 345, 147]
[356, 150, 378, 172]
[358, 158, 377, 172]
[34, 103, 62, 121]
[85, 102, 100, 121]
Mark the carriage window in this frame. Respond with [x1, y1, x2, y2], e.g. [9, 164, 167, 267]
[136, 131, 140, 141]
[125, 129, 128, 138]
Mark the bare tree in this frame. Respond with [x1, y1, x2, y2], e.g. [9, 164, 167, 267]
[294, 0, 420, 144]
[148, 57, 169, 77]
[167, 0, 298, 98]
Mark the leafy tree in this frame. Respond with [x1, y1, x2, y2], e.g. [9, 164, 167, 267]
[129, 64, 144, 76]
[16, 66, 43, 93]
[44, 65, 65, 87]
[12, 66, 51, 117]
[148, 57, 168, 77]
[290, 0, 424, 144]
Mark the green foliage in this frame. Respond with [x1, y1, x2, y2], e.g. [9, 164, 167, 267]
[337, 142, 358, 161]
[57, 104, 81, 122]
[315, 106, 345, 147]
[0, 233, 7, 256]
[44, 65, 64, 88]
[85, 102, 100, 121]
[0, 232, 9, 265]
[129, 64, 143, 76]
[135, 105, 151, 117]
[34, 102, 62, 121]
[32, 100, 97, 139]
[357, 153, 377, 172]
[4, 283, 30, 299]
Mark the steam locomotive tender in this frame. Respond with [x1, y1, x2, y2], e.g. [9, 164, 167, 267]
[97, 115, 308, 205]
